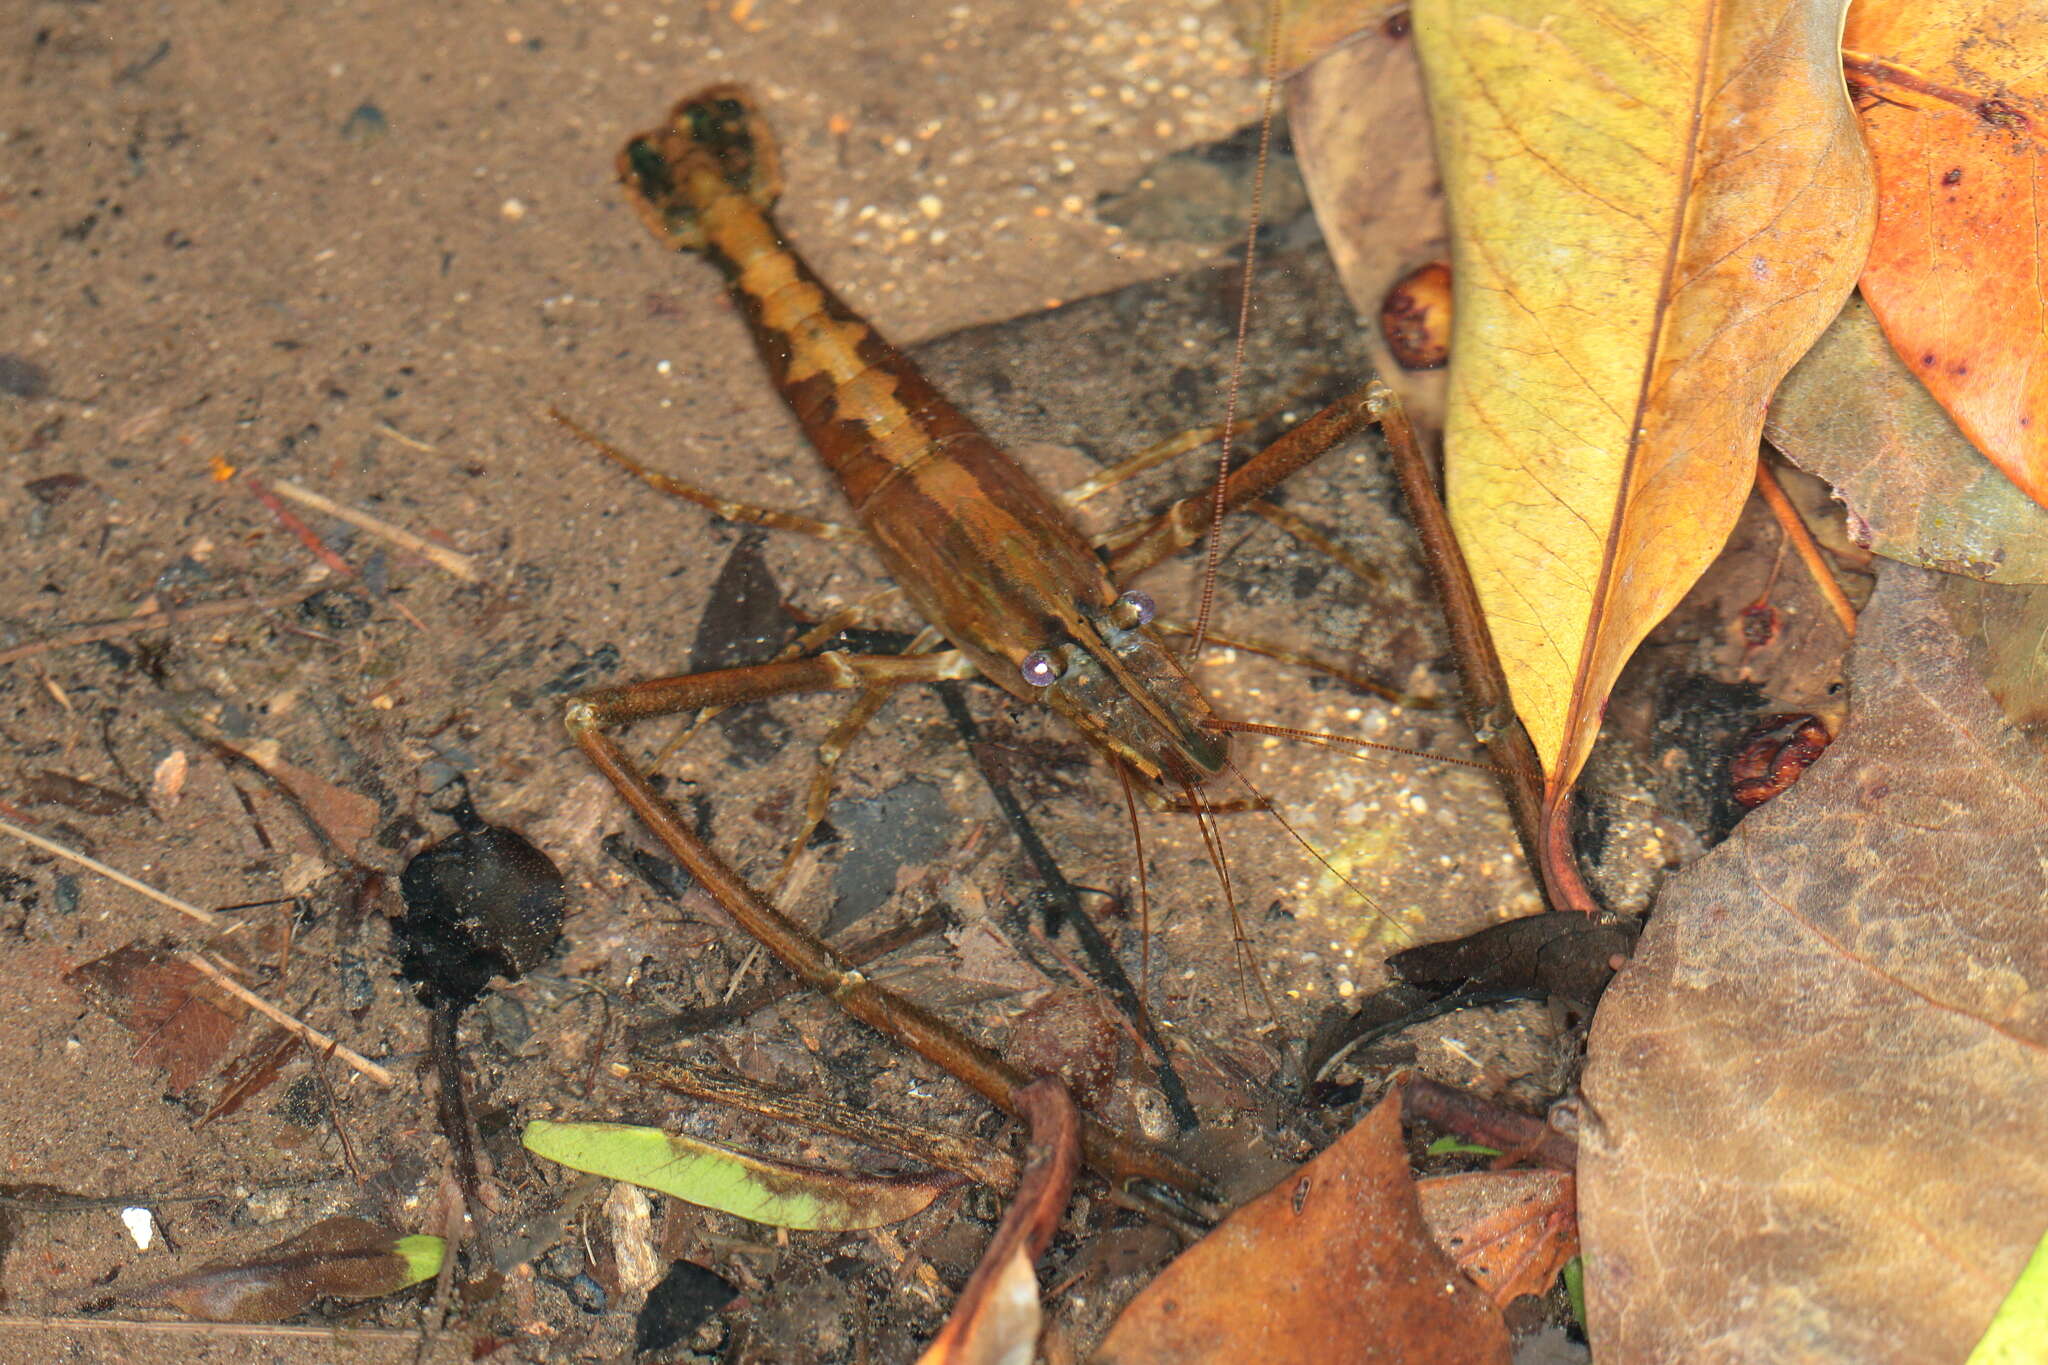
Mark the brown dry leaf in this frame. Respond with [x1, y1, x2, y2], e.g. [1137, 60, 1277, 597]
[1416, 1169, 1578, 1308]
[197, 1024, 299, 1126]
[1413, 0, 1875, 801]
[222, 737, 378, 857]
[125, 1215, 442, 1322]
[1767, 295, 2048, 584]
[1096, 1091, 1510, 1364]
[1936, 575, 2048, 731]
[916, 1079, 1079, 1365]
[66, 942, 248, 1092]
[1579, 564, 2048, 1361]
[1288, 9, 1451, 439]
[1843, 1, 2048, 507]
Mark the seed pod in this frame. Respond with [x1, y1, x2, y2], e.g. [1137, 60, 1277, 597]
[1729, 713, 1832, 808]
[1380, 260, 1453, 371]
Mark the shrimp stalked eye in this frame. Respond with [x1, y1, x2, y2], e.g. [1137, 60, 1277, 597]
[1111, 589, 1157, 629]
[1019, 650, 1059, 687]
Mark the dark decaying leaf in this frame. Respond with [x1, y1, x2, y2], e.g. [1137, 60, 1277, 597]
[1307, 914, 1637, 1083]
[688, 529, 796, 766]
[1580, 564, 2048, 1362]
[1389, 912, 1638, 1011]
[635, 1259, 741, 1357]
[916, 1078, 1080, 1365]
[394, 791, 566, 1009]
[124, 1215, 443, 1322]
[21, 770, 139, 815]
[65, 942, 248, 1092]
[1096, 1091, 1510, 1363]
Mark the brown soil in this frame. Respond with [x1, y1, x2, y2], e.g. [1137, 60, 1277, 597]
[0, 2, 1555, 1360]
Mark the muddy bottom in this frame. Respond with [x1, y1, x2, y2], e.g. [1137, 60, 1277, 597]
[0, 3, 1558, 1360]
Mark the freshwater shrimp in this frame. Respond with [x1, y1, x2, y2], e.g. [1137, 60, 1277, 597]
[563, 86, 1416, 1192]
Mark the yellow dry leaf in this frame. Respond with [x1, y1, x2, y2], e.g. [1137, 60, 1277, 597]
[1413, 0, 1874, 796]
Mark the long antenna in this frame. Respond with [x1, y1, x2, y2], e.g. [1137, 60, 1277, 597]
[1186, 0, 1286, 662]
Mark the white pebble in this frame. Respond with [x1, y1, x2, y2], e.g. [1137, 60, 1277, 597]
[121, 1207, 155, 1251]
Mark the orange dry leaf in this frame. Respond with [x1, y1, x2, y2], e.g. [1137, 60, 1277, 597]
[1096, 1092, 1509, 1364]
[1844, 1, 2048, 508]
[1412, 0, 1874, 818]
[1416, 1169, 1578, 1308]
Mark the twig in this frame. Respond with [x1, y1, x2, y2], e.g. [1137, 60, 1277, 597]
[178, 951, 394, 1087]
[0, 1316, 420, 1343]
[0, 1175, 347, 1212]
[244, 475, 429, 632]
[244, 476, 360, 581]
[265, 478, 480, 583]
[615, 1057, 1020, 1189]
[1399, 1073, 1577, 1171]
[1753, 459, 1857, 637]
[914, 1079, 1080, 1364]
[301, 1036, 366, 1184]
[0, 816, 219, 927]
[1367, 384, 1597, 915]
[0, 588, 324, 668]
[373, 420, 441, 454]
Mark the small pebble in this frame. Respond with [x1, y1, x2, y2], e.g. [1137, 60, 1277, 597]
[338, 102, 388, 142]
[564, 1271, 606, 1314]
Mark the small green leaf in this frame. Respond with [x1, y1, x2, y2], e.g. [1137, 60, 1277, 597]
[393, 1235, 445, 1288]
[1563, 1255, 1585, 1329]
[521, 1120, 957, 1231]
[1425, 1136, 1503, 1158]
[1967, 1226, 2048, 1365]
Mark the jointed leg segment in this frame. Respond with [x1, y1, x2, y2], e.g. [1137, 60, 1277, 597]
[566, 652, 1208, 1194]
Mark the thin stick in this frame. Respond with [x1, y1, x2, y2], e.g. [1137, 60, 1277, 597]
[613, 1058, 1020, 1189]
[1366, 385, 1596, 915]
[1753, 459, 1857, 637]
[0, 1317, 420, 1343]
[373, 420, 441, 454]
[0, 816, 220, 927]
[246, 476, 361, 581]
[265, 478, 481, 582]
[178, 952, 394, 1087]
[300, 1036, 367, 1185]
[244, 476, 428, 632]
[0, 588, 324, 668]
